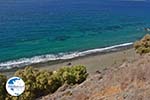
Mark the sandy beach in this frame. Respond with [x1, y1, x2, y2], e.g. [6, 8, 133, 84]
[39, 48, 138, 73]
[1, 47, 138, 77]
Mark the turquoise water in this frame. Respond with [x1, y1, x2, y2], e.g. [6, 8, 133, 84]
[0, 0, 150, 68]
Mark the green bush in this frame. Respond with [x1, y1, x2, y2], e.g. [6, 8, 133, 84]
[0, 74, 7, 100]
[134, 34, 150, 55]
[55, 65, 88, 85]
[0, 65, 88, 100]
[14, 67, 53, 99]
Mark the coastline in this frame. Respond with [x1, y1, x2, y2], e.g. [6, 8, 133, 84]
[0, 42, 133, 71]
[1, 46, 138, 77]
[37, 48, 138, 73]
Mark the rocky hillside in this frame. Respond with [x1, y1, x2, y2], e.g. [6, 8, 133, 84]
[39, 53, 150, 100]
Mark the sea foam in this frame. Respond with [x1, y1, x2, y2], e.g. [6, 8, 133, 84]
[0, 42, 133, 70]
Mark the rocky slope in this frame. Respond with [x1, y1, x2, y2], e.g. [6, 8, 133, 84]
[39, 54, 150, 100]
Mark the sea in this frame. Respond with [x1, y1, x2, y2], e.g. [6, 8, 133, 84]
[0, 0, 150, 70]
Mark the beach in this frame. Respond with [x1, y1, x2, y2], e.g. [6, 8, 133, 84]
[1, 47, 138, 77]
[1, 0, 150, 99]
[0, 0, 148, 65]
[39, 48, 138, 73]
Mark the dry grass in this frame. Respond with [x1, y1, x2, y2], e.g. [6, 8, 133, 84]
[40, 53, 150, 100]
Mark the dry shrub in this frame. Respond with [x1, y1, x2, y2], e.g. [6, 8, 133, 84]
[134, 34, 150, 55]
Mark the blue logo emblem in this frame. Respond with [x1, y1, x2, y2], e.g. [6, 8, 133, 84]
[6, 77, 25, 96]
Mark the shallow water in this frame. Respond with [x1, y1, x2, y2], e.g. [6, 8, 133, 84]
[0, 0, 150, 68]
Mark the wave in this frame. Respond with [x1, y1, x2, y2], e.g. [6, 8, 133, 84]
[0, 42, 133, 70]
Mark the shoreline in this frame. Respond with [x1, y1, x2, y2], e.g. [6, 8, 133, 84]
[0, 42, 133, 71]
[30, 44, 134, 69]
[1, 46, 138, 77]
[38, 47, 138, 73]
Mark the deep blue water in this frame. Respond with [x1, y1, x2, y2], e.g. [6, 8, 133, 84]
[0, 0, 150, 66]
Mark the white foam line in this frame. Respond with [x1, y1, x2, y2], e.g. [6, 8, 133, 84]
[0, 42, 133, 70]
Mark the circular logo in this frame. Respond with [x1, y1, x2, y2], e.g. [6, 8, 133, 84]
[6, 77, 25, 96]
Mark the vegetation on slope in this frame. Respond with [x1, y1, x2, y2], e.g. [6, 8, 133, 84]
[41, 48, 150, 100]
[0, 74, 7, 100]
[1, 34, 150, 99]
[134, 34, 150, 55]
[0, 65, 88, 100]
